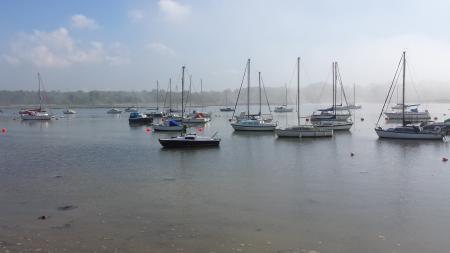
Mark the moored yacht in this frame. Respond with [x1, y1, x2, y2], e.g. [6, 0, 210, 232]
[276, 57, 333, 138]
[230, 59, 277, 131]
[20, 73, 52, 120]
[274, 83, 294, 113]
[375, 51, 443, 140]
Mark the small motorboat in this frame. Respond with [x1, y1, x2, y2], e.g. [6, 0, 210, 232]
[129, 112, 153, 125]
[107, 108, 123, 114]
[62, 109, 76, 114]
[159, 133, 220, 148]
[273, 105, 294, 113]
[125, 106, 138, 112]
[220, 107, 235, 112]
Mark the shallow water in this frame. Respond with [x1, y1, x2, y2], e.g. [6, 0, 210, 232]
[1, 104, 450, 253]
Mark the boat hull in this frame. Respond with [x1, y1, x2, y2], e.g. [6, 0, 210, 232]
[276, 127, 333, 138]
[231, 123, 276, 131]
[375, 128, 443, 140]
[159, 139, 220, 148]
[310, 114, 351, 122]
[129, 118, 153, 124]
[220, 108, 235, 112]
[313, 122, 353, 131]
[21, 114, 52, 120]
[274, 108, 294, 113]
[384, 112, 430, 120]
[182, 118, 210, 123]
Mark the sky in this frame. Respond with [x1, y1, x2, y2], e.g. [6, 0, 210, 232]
[1, 0, 450, 91]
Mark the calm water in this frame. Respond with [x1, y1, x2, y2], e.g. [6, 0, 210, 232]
[1, 104, 450, 253]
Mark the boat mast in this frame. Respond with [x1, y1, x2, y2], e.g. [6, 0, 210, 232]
[258, 71, 262, 116]
[200, 79, 203, 112]
[353, 83, 356, 106]
[181, 66, 185, 119]
[156, 80, 159, 110]
[402, 51, 406, 126]
[297, 57, 300, 126]
[247, 59, 250, 118]
[332, 62, 336, 115]
[169, 78, 172, 112]
[189, 75, 192, 110]
[285, 82, 288, 106]
[38, 72, 42, 111]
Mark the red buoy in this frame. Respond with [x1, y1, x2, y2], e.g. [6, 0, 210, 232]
[146, 128, 151, 132]
[1, 128, 6, 133]
[442, 157, 448, 162]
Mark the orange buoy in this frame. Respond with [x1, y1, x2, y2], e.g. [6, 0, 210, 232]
[443, 157, 448, 162]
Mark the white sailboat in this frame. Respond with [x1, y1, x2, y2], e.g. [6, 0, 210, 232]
[20, 73, 52, 120]
[311, 63, 353, 123]
[311, 62, 353, 131]
[220, 90, 235, 112]
[274, 83, 294, 113]
[334, 83, 361, 110]
[230, 59, 277, 131]
[146, 81, 165, 117]
[375, 51, 443, 140]
[276, 57, 333, 138]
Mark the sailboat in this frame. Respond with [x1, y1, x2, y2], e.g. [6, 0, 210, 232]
[276, 57, 333, 137]
[107, 108, 123, 114]
[20, 73, 52, 120]
[153, 68, 186, 132]
[230, 59, 277, 131]
[146, 81, 165, 118]
[62, 106, 76, 114]
[311, 63, 352, 122]
[220, 90, 235, 112]
[183, 78, 210, 123]
[311, 62, 353, 131]
[274, 83, 294, 113]
[375, 51, 443, 140]
[335, 83, 361, 110]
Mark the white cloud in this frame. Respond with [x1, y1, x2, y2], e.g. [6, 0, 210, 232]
[128, 9, 145, 23]
[3, 27, 130, 68]
[146, 42, 176, 57]
[70, 14, 99, 30]
[158, 0, 191, 23]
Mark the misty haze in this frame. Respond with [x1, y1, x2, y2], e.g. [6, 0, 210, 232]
[2, 1, 450, 253]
